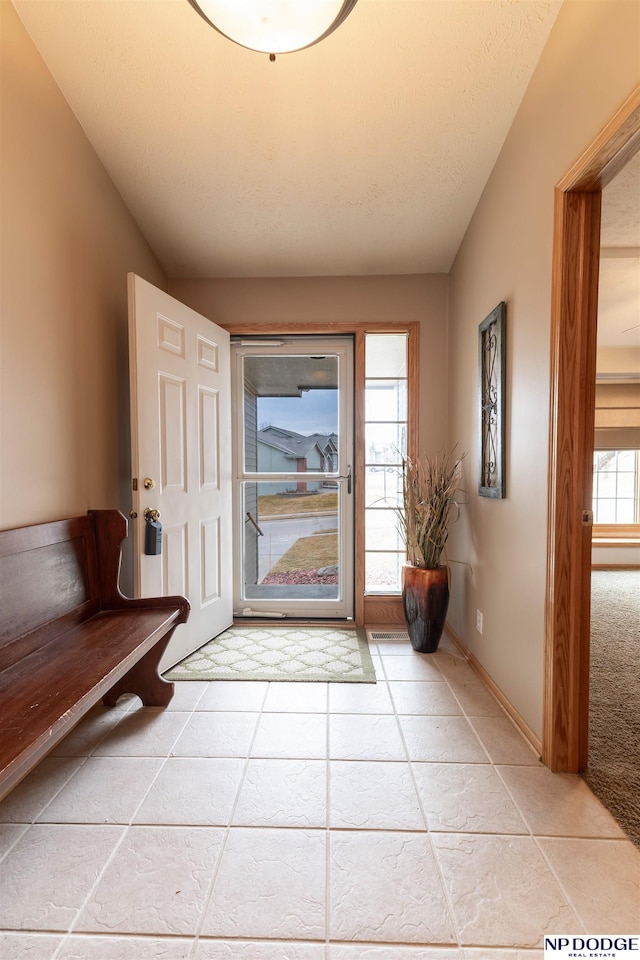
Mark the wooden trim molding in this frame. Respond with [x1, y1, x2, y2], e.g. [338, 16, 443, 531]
[363, 595, 405, 625]
[544, 188, 601, 772]
[558, 86, 640, 192]
[222, 320, 420, 628]
[593, 523, 640, 540]
[544, 85, 640, 773]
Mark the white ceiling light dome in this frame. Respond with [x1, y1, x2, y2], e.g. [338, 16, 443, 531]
[187, 0, 359, 55]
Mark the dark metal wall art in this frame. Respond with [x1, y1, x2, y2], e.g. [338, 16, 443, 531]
[478, 302, 506, 498]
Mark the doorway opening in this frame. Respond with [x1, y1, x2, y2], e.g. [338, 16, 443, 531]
[544, 86, 640, 772]
[231, 336, 355, 620]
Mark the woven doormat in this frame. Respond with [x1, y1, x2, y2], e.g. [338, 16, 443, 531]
[164, 625, 377, 683]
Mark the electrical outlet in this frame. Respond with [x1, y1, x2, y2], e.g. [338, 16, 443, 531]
[476, 609, 483, 634]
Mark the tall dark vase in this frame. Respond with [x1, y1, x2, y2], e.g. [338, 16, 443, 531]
[401, 564, 449, 653]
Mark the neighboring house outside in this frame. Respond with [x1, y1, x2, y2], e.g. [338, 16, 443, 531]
[257, 426, 338, 494]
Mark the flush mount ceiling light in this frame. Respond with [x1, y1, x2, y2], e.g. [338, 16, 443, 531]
[187, 0, 359, 57]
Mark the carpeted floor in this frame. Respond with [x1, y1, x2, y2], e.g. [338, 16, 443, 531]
[583, 570, 640, 847]
[164, 625, 377, 683]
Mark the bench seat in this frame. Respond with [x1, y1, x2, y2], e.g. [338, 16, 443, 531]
[0, 510, 190, 800]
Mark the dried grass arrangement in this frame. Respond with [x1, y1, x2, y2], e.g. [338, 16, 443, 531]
[397, 451, 464, 569]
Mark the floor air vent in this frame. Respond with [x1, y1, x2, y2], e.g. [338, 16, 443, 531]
[367, 630, 410, 641]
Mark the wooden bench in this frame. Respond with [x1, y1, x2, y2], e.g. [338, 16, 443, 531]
[0, 509, 190, 800]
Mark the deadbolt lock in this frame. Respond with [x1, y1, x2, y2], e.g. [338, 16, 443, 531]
[143, 478, 156, 490]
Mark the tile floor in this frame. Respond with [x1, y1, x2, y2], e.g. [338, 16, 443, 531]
[1, 635, 638, 959]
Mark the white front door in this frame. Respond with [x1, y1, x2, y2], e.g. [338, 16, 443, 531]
[128, 274, 233, 670]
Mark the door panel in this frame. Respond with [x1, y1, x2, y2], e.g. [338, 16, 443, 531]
[128, 274, 233, 669]
[232, 338, 354, 619]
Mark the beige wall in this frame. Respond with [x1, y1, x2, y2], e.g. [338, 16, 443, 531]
[0, 3, 166, 530]
[169, 275, 450, 455]
[447, 1, 640, 738]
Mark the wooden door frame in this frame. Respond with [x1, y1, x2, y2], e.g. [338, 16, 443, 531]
[544, 85, 640, 772]
[223, 321, 420, 627]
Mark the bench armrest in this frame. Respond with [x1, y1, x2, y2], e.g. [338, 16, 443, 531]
[89, 509, 190, 623]
[107, 594, 190, 623]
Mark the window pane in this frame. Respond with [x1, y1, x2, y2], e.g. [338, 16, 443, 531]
[365, 423, 407, 464]
[365, 551, 403, 593]
[365, 335, 407, 378]
[616, 472, 636, 498]
[365, 466, 403, 508]
[595, 499, 617, 523]
[616, 450, 637, 470]
[243, 354, 339, 474]
[364, 332, 408, 595]
[593, 448, 640, 525]
[365, 509, 403, 551]
[241, 481, 339, 600]
[597, 472, 618, 497]
[365, 380, 407, 422]
[615, 499, 636, 523]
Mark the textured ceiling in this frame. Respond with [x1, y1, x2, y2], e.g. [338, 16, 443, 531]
[13, 0, 563, 279]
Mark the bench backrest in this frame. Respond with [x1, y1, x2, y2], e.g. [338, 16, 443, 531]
[0, 515, 102, 672]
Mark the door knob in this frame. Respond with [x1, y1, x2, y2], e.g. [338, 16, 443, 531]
[143, 478, 156, 490]
[144, 508, 161, 522]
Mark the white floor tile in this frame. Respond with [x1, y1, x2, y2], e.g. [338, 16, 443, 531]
[0, 933, 63, 960]
[463, 952, 543, 959]
[201, 828, 326, 940]
[194, 939, 327, 959]
[134, 757, 245, 825]
[49, 706, 127, 757]
[432, 833, 580, 946]
[329, 681, 394, 714]
[233, 758, 326, 827]
[93, 710, 191, 757]
[251, 713, 327, 759]
[57, 934, 193, 958]
[171, 712, 259, 758]
[389, 680, 463, 715]
[329, 830, 455, 943]
[331, 948, 462, 959]
[0, 758, 83, 823]
[3, 649, 637, 956]
[196, 680, 268, 711]
[330, 760, 424, 830]
[539, 837, 640, 932]
[373, 641, 413, 656]
[498, 765, 627, 838]
[76, 825, 225, 936]
[38, 757, 163, 824]
[0, 822, 28, 857]
[432, 655, 478, 684]
[412, 762, 527, 834]
[400, 715, 488, 763]
[447, 680, 506, 717]
[263, 681, 328, 713]
[329, 714, 406, 761]
[467, 717, 541, 765]
[0, 823, 124, 931]
[164, 681, 209, 711]
[379, 655, 444, 681]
